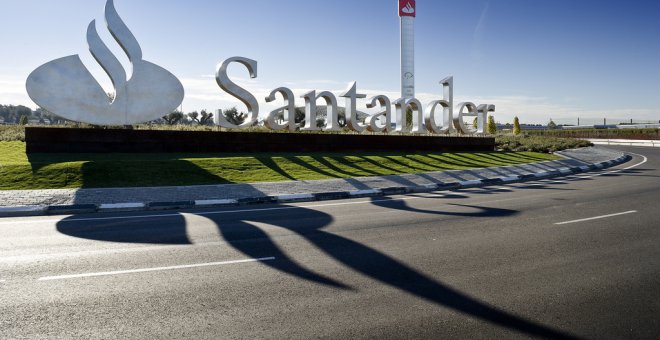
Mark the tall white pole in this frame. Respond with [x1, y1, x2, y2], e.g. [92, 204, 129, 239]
[399, 0, 416, 99]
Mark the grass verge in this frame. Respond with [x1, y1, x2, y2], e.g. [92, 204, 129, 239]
[0, 141, 559, 190]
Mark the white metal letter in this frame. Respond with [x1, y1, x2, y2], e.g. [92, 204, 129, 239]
[215, 57, 259, 128]
[339, 82, 367, 133]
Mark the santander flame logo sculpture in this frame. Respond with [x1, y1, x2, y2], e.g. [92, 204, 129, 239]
[26, 0, 184, 126]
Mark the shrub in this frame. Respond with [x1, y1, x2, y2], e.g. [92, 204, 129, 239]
[513, 117, 521, 135]
[496, 135, 592, 153]
[0, 125, 25, 141]
[487, 115, 497, 134]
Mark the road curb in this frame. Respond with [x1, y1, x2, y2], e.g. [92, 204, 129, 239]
[47, 204, 98, 215]
[0, 153, 632, 218]
[0, 206, 48, 217]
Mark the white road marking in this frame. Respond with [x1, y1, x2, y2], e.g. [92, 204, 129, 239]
[519, 153, 647, 185]
[37, 257, 276, 281]
[0, 195, 446, 226]
[349, 189, 382, 196]
[0, 152, 648, 227]
[622, 152, 648, 169]
[555, 210, 637, 225]
[573, 153, 647, 180]
[98, 203, 145, 210]
[195, 199, 238, 206]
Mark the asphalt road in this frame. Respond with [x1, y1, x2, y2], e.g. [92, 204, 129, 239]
[1, 146, 659, 339]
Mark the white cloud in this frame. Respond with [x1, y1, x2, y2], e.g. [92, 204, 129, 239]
[0, 76, 33, 108]
[179, 78, 658, 124]
[448, 94, 659, 125]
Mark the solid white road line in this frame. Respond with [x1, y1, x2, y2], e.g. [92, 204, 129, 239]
[0, 152, 648, 227]
[574, 153, 647, 180]
[0, 194, 448, 226]
[555, 210, 637, 225]
[623, 152, 648, 169]
[37, 257, 276, 281]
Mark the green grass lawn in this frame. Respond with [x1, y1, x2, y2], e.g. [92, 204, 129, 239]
[0, 141, 559, 190]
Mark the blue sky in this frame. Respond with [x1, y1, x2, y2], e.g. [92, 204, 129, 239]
[1, 0, 659, 124]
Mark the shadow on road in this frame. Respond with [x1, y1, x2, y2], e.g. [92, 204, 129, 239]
[56, 197, 580, 339]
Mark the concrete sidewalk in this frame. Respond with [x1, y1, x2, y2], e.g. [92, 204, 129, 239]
[0, 147, 629, 217]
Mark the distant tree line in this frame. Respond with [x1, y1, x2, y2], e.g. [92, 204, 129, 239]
[2, 103, 578, 135]
[160, 109, 215, 125]
[161, 106, 368, 129]
[0, 104, 221, 127]
[0, 104, 68, 125]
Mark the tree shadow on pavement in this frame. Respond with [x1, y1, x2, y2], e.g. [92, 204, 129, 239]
[56, 198, 580, 339]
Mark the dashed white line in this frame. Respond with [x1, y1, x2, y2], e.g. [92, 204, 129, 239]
[555, 210, 637, 225]
[37, 257, 276, 281]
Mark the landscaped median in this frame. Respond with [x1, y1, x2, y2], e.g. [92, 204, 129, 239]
[0, 139, 631, 217]
[0, 141, 560, 190]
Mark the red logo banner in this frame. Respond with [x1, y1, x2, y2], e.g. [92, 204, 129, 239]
[399, 0, 416, 17]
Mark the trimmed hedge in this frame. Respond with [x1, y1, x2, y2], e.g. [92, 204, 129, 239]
[496, 135, 592, 153]
[526, 128, 659, 140]
[0, 125, 24, 141]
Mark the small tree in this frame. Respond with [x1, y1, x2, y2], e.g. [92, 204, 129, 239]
[295, 107, 306, 128]
[487, 115, 497, 134]
[406, 107, 413, 129]
[337, 107, 347, 128]
[547, 119, 558, 130]
[222, 107, 248, 126]
[513, 116, 521, 135]
[163, 111, 184, 125]
[19, 115, 28, 125]
[199, 110, 214, 125]
[472, 117, 478, 129]
[187, 111, 200, 124]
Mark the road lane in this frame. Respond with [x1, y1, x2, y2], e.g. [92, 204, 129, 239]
[1, 146, 659, 339]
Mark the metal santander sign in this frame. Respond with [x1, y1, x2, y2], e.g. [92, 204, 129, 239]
[216, 59, 494, 135]
[399, 0, 416, 17]
[25, 0, 495, 135]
